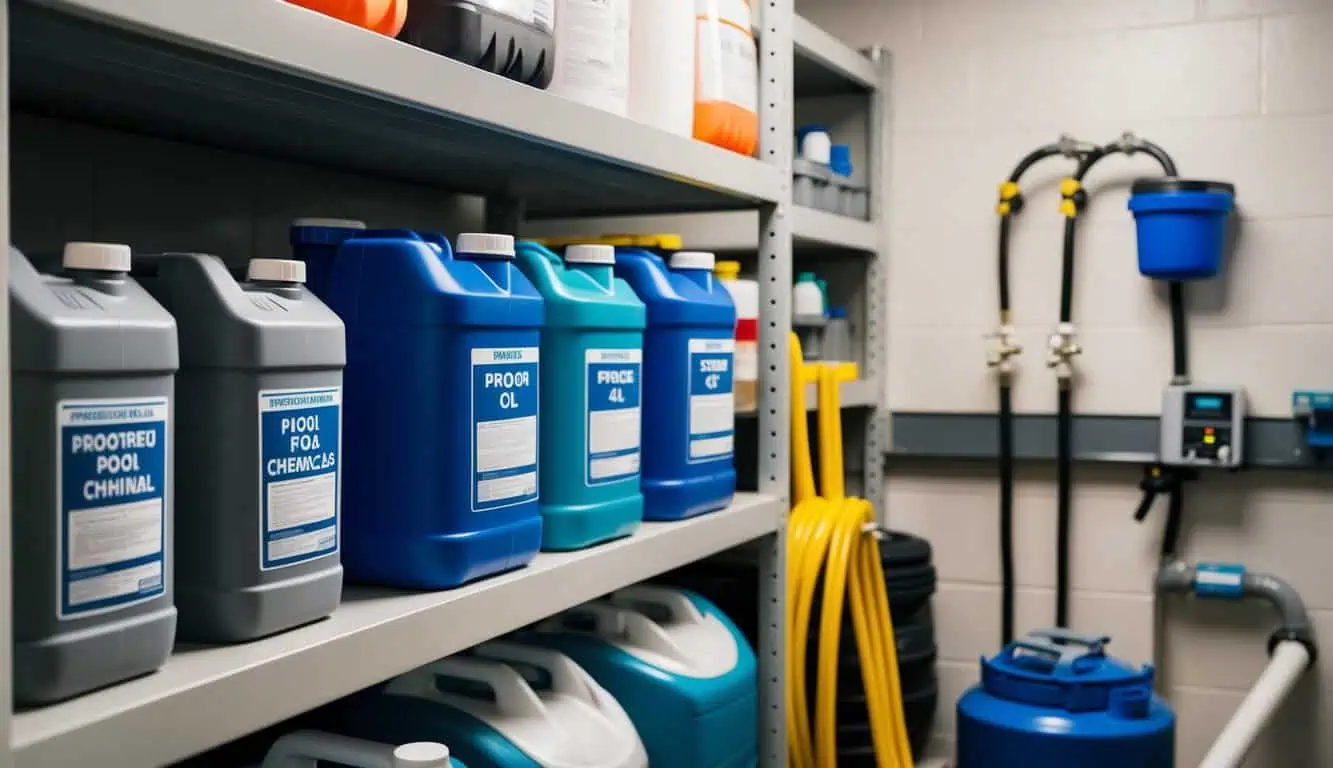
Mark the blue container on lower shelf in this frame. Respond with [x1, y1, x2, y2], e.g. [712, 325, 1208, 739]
[522, 585, 757, 767]
[326, 230, 544, 589]
[613, 250, 736, 521]
[1128, 178, 1235, 281]
[957, 629, 1174, 768]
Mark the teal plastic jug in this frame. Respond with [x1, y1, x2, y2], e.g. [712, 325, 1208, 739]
[515, 242, 646, 551]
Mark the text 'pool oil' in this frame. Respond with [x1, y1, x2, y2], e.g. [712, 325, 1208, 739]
[136, 253, 344, 643]
[10, 243, 178, 706]
[326, 230, 544, 589]
[515, 243, 645, 551]
[614, 249, 736, 520]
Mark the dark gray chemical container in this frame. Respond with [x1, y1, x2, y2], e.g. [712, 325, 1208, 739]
[136, 253, 344, 643]
[11, 243, 178, 705]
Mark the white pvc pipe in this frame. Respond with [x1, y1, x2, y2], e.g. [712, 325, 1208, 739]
[261, 730, 452, 768]
[1198, 641, 1310, 768]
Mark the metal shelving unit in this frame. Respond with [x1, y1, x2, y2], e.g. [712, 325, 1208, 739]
[1, 0, 801, 764]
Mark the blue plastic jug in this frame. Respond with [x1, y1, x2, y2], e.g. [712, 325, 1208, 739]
[514, 242, 646, 551]
[326, 231, 544, 589]
[523, 586, 757, 767]
[290, 218, 367, 301]
[957, 629, 1174, 768]
[613, 249, 736, 521]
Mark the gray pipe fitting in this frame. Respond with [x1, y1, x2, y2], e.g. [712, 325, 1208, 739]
[1155, 559, 1318, 663]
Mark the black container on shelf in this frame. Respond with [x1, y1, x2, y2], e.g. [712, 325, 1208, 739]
[398, 0, 555, 88]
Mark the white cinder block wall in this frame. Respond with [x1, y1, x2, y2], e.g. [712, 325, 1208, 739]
[796, 0, 1333, 764]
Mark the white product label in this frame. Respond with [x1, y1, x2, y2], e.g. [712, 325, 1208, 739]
[259, 388, 340, 570]
[696, 17, 758, 113]
[585, 348, 642, 485]
[57, 397, 168, 619]
[472, 347, 540, 511]
[735, 340, 759, 382]
[552, 0, 630, 113]
[687, 338, 735, 462]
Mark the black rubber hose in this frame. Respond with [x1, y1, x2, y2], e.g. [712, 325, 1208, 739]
[1008, 144, 1065, 183]
[998, 215, 1013, 316]
[1059, 220, 1077, 323]
[1055, 386, 1073, 628]
[1136, 139, 1179, 177]
[999, 383, 1016, 645]
[1161, 482, 1185, 560]
[1170, 282, 1188, 379]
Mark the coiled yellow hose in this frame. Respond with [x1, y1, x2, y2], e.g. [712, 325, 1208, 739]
[785, 333, 913, 768]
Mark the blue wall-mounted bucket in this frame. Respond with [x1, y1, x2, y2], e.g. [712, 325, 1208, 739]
[1128, 179, 1235, 281]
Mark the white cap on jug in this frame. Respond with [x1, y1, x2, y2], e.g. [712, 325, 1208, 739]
[564, 244, 616, 265]
[290, 217, 366, 230]
[248, 258, 307, 284]
[670, 250, 716, 271]
[62, 242, 132, 272]
[393, 742, 452, 766]
[457, 233, 515, 259]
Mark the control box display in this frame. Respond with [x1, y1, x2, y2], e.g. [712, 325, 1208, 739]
[1160, 385, 1245, 468]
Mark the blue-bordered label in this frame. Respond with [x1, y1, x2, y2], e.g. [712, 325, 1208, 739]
[1195, 562, 1245, 599]
[258, 387, 340, 570]
[471, 347, 540, 512]
[57, 397, 168, 619]
[687, 338, 735, 463]
[585, 348, 642, 485]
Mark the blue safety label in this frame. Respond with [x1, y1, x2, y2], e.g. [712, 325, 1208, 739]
[259, 387, 340, 570]
[57, 397, 168, 619]
[1195, 562, 1245, 599]
[585, 348, 642, 485]
[687, 337, 735, 463]
[471, 346, 540, 512]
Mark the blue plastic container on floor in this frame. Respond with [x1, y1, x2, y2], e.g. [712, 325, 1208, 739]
[290, 218, 367, 300]
[514, 242, 645, 551]
[326, 230, 544, 589]
[1128, 178, 1235, 281]
[613, 249, 735, 521]
[957, 629, 1174, 768]
[522, 585, 757, 767]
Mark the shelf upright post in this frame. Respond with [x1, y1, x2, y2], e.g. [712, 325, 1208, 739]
[757, 0, 793, 764]
[1, 0, 13, 755]
[864, 48, 890, 517]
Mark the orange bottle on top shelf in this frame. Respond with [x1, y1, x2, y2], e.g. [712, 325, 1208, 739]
[287, 0, 408, 36]
[694, 0, 760, 157]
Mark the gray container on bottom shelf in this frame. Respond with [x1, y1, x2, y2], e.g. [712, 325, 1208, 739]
[10, 244, 178, 705]
[137, 252, 345, 644]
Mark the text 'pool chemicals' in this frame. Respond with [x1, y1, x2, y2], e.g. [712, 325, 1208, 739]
[321, 230, 543, 589]
[515, 242, 646, 550]
[137, 253, 345, 643]
[11, 243, 178, 705]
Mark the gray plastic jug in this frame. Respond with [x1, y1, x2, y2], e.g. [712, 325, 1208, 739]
[11, 243, 178, 705]
[137, 253, 344, 643]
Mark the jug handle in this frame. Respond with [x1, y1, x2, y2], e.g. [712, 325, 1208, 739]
[471, 641, 605, 708]
[610, 585, 708, 626]
[260, 729, 450, 768]
[553, 601, 629, 640]
[386, 657, 548, 724]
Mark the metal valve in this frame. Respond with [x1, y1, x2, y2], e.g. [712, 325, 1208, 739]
[986, 325, 1023, 376]
[1046, 322, 1081, 379]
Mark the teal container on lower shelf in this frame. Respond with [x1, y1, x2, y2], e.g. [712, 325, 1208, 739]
[515, 242, 646, 551]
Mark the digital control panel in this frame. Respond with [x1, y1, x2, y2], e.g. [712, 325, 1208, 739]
[1160, 385, 1245, 468]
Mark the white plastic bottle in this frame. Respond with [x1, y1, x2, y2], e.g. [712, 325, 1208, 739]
[628, 0, 695, 135]
[552, 0, 632, 116]
[715, 260, 758, 413]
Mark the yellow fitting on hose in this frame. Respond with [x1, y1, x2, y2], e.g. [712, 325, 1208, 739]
[1059, 198, 1079, 218]
[998, 180, 1020, 201]
[996, 201, 1012, 216]
[786, 334, 913, 768]
[1059, 177, 1082, 197]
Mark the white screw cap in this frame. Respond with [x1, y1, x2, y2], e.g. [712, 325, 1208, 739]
[392, 742, 452, 767]
[247, 258, 307, 284]
[63, 242, 132, 273]
[290, 218, 366, 230]
[564, 244, 616, 265]
[670, 250, 715, 271]
[457, 233, 515, 259]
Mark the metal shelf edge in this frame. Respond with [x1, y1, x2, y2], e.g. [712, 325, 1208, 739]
[793, 14, 878, 92]
[22, 0, 782, 205]
[11, 493, 782, 768]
